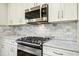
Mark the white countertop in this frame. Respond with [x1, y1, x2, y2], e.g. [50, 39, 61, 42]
[1, 35, 79, 52]
[0, 35, 24, 46]
[0, 35, 26, 39]
[44, 39, 79, 52]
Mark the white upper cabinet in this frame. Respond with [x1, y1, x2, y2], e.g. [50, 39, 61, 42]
[48, 3, 61, 22]
[0, 4, 8, 25]
[61, 3, 77, 21]
[77, 4, 79, 43]
[8, 3, 28, 25]
[48, 3, 78, 22]
[0, 3, 30, 25]
[25, 3, 34, 9]
[0, 3, 78, 25]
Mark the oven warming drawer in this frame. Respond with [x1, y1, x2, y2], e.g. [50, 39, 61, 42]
[18, 44, 41, 56]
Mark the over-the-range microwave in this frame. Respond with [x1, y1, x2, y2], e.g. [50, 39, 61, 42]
[25, 4, 48, 24]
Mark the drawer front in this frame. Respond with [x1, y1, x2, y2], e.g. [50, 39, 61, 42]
[43, 46, 79, 56]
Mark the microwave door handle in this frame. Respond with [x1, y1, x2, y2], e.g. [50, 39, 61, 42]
[40, 5, 42, 21]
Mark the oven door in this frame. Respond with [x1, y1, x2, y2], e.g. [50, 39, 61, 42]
[17, 49, 36, 56]
[17, 44, 42, 56]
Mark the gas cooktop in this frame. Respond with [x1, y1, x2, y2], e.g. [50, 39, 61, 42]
[16, 36, 51, 45]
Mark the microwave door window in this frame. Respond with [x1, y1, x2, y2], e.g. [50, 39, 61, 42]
[25, 12, 33, 19]
[25, 9, 40, 19]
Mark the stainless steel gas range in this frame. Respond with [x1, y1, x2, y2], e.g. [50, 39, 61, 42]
[16, 36, 51, 56]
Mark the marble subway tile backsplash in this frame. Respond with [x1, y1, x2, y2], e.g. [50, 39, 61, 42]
[0, 21, 77, 41]
[0, 26, 16, 36]
[14, 22, 77, 41]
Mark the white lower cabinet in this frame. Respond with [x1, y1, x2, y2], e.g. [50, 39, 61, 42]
[8, 44, 17, 56]
[0, 42, 17, 56]
[43, 46, 79, 56]
[0, 43, 9, 56]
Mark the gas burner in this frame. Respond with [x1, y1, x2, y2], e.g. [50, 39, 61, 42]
[16, 36, 51, 45]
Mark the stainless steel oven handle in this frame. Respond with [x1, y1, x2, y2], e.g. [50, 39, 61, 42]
[16, 41, 41, 46]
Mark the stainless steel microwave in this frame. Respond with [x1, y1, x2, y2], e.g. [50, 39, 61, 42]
[25, 4, 48, 24]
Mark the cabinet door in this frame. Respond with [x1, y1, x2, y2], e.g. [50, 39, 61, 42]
[61, 3, 77, 21]
[9, 45, 17, 56]
[0, 3, 8, 25]
[0, 43, 9, 56]
[26, 3, 34, 9]
[0, 42, 17, 56]
[43, 45, 79, 56]
[48, 3, 61, 22]
[77, 4, 79, 43]
[0, 42, 2, 56]
[8, 3, 28, 25]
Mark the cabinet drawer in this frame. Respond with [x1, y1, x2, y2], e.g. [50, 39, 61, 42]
[43, 46, 79, 56]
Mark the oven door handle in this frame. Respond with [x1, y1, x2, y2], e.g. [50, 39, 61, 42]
[16, 41, 41, 47]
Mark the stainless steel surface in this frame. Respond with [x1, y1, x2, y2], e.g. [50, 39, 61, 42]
[18, 44, 41, 56]
[25, 4, 48, 24]
[16, 36, 51, 56]
[30, 5, 40, 11]
[16, 36, 50, 45]
[42, 4, 48, 8]
[16, 41, 41, 47]
[25, 9, 29, 12]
